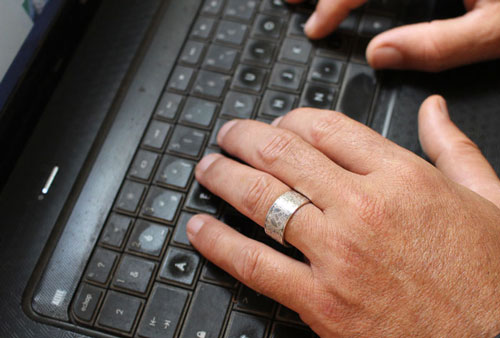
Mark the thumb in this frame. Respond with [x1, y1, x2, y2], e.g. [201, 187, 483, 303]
[367, 4, 500, 72]
[418, 95, 500, 207]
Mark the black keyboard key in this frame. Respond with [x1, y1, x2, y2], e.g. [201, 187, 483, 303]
[276, 305, 304, 325]
[129, 150, 159, 182]
[271, 323, 313, 338]
[260, 0, 290, 16]
[155, 93, 184, 121]
[141, 186, 183, 223]
[232, 65, 268, 94]
[203, 147, 223, 157]
[126, 220, 170, 258]
[97, 291, 143, 335]
[359, 14, 394, 37]
[279, 38, 312, 64]
[202, 44, 238, 73]
[72, 283, 104, 323]
[315, 33, 353, 60]
[252, 14, 284, 40]
[367, 0, 401, 14]
[201, 261, 238, 288]
[209, 118, 230, 147]
[191, 17, 216, 41]
[100, 213, 133, 249]
[224, 0, 258, 22]
[192, 70, 229, 100]
[172, 212, 195, 247]
[85, 247, 118, 285]
[308, 57, 344, 84]
[299, 83, 337, 109]
[167, 125, 208, 158]
[136, 284, 190, 338]
[115, 180, 146, 214]
[269, 63, 305, 92]
[112, 255, 156, 294]
[167, 66, 195, 93]
[154, 155, 195, 190]
[351, 37, 371, 63]
[225, 312, 269, 338]
[221, 91, 258, 119]
[258, 90, 297, 118]
[287, 13, 309, 38]
[201, 0, 225, 16]
[234, 285, 276, 317]
[179, 282, 232, 338]
[142, 120, 171, 151]
[337, 12, 360, 34]
[185, 181, 221, 214]
[180, 97, 217, 128]
[337, 63, 377, 124]
[215, 20, 248, 46]
[220, 206, 258, 238]
[159, 246, 201, 286]
[242, 39, 277, 67]
[179, 40, 206, 66]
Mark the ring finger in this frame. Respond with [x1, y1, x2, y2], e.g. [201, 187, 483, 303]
[196, 153, 328, 258]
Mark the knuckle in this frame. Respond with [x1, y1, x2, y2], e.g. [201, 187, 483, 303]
[449, 137, 481, 156]
[234, 243, 265, 283]
[242, 175, 274, 216]
[352, 189, 388, 229]
[309, 112, 345, 147]
[258, 131, 298, 166]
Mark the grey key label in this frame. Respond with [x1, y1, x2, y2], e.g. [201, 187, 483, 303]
[197, 331, 207, 338]
[81, 293, 93, 313]
[264, 21, 275, 31]
[175, 262, 188, 272]
[273, 99, 285, 109]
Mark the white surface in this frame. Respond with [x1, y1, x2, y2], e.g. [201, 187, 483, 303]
[0, 0, 33, 83]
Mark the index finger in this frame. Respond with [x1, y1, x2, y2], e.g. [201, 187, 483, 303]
[287, 0, 367, 39]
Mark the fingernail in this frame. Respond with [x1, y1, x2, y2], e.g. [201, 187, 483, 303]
[217, 120, 237, 144]
[371, 47, 404, 69]
[197, 154, 220, 173]
[304, 12, 318, 36]
[271, 116, 283, 126]
[437, 97, 449, 118]
[186, 216, 205, 238]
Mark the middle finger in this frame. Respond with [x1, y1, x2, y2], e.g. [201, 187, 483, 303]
[217, 119, 358, 210]
[196, 153, 327, 256]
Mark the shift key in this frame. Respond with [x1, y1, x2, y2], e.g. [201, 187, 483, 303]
[336, 63, 377, 125]
[137, 284, 189, 338]
[180, 282, 232, 338]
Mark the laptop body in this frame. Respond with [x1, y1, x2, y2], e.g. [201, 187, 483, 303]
[1, 0, 499, 337]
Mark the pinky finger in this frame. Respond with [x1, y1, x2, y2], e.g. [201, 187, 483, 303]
[186, 214, 314, 312]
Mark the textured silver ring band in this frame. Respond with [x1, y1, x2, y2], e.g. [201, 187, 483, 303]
[265, 191, 311, 246]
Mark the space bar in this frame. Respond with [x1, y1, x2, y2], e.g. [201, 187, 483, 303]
[336, 63, 377, 125]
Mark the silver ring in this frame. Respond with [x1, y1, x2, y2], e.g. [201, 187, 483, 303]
[265, 191, 310, 246]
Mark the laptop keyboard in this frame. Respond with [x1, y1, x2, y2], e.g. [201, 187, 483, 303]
[70, 0, 403, 336]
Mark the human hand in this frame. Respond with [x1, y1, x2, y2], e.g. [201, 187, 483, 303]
[287, 0, 500, 71]
[186, 95, 500, 337]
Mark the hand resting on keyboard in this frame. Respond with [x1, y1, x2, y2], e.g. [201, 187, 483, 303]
[186, 95, 500, 337]
[289, 0, 500, 71]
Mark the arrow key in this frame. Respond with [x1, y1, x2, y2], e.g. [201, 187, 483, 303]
[136, 284, 189, 338]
